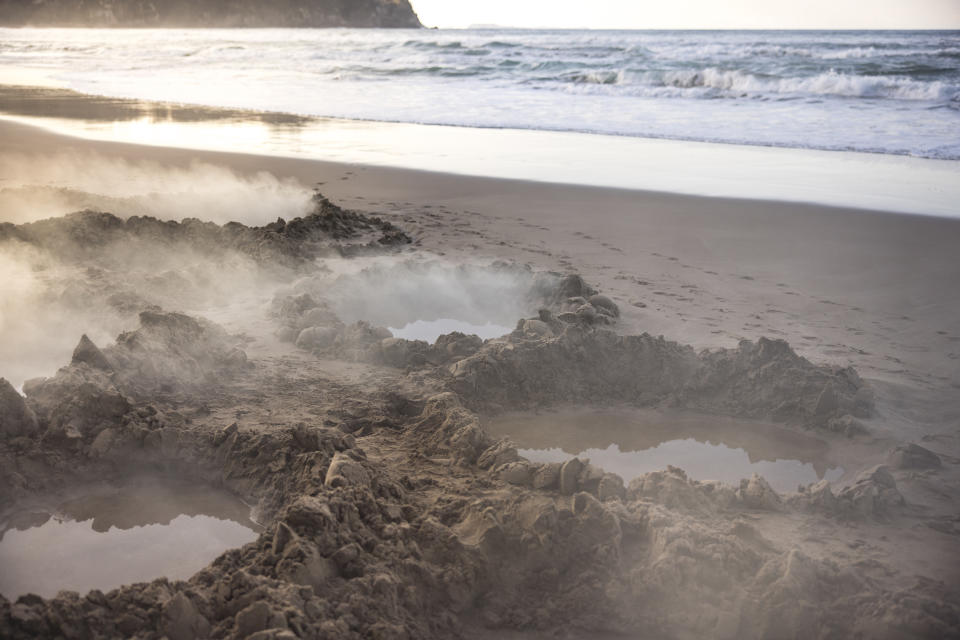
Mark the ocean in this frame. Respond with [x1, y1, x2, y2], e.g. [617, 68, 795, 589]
[1, 28, 958, 159]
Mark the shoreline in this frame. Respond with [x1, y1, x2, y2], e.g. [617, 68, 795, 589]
[1, 82, 958, 217]
[2, 78, 955, 163]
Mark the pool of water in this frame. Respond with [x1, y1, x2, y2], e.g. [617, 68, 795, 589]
[0, 475, 261, 599]
[389, 318, 512, 343]
[320, 259, 540, 342]
[484, 407, 844, 493]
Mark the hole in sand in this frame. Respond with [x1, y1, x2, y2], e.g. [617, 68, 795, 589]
[321, 260, 548, 343]
[0, 474, 261, 599]
[484, 406, 844, 494]
[388, 318, 513, 343]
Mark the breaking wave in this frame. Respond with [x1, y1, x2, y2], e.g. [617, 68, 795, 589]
[652, 68, 958, 101]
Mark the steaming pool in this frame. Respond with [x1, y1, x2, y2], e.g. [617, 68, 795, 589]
[0, 475, 261, 599]
[321, 260, 544, 344]
[388, 318, 513, 342]
[484, 407, 844, 494]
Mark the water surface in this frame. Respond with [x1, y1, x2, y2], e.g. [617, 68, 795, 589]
[325, 259, 535, 338]
[0, 475, 261, 599]
[1, 29, 956, 159]
[485, 407, 844, 493]
[390, 318, 512, 342]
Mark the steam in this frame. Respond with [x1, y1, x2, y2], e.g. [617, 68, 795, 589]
[0, 149, 312, 225]
[0, 236, 285, 388]
[0, 151, 548, 390]
[0, 239, 122, 387]
[289, 257, 551, 330]
[0, 222, 306, 390]
[0, 150, 319, 386]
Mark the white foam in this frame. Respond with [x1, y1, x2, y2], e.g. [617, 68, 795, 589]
[654, 68, 954, 101]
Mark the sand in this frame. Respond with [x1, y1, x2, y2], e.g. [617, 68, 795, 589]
[4, 116, 958, 393]
[2, 106, 960, 639]
[4, 110, 959, 455]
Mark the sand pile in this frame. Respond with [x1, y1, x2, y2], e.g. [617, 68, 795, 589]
[0, 192, 410, 267]
[273, 266, 871, 434]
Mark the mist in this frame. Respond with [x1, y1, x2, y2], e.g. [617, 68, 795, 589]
[0, 149, 312, 226]
[0, 152, 320, 388]
[0, 151, 447, 391]
[0, 230, 286, 389]
[312, 258, 550, 330]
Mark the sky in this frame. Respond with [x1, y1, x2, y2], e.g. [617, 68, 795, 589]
[410, 0, 960, 30]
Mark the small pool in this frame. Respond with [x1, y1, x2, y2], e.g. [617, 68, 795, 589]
[389, 318, 512, 343]
[484, 407, 844, 494]
[321, 259, 540, 342]
[0, 475, 261, 599]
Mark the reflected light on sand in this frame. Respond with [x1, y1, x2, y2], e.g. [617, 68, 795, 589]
[106, 116, 276, 149]
[0, 108, 957, 219]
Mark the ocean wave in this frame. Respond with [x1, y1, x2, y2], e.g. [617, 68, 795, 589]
[653, 68, 957, 101]
[402, 40, 465, 50]
[816, 46, 960, 59]
[649, 42, 959, 62]
[564, 70, 625, 85]
[549, 66, 957, 103]
[649, 43, 818, 60]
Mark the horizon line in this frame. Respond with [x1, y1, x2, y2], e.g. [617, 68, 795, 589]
[444, 25, 960, 31]
[1, 25, 958, 31]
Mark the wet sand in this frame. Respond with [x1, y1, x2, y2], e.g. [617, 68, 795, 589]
[1, 84, 957, 217]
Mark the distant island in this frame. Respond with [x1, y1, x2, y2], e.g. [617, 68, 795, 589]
[0, 0, 422, 27]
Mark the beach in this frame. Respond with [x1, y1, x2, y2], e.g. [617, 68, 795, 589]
[3, 111, 959, 394]
[2, 82, 960, 638]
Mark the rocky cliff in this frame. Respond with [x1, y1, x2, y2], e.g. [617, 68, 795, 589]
[0, 0, 422, 27]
